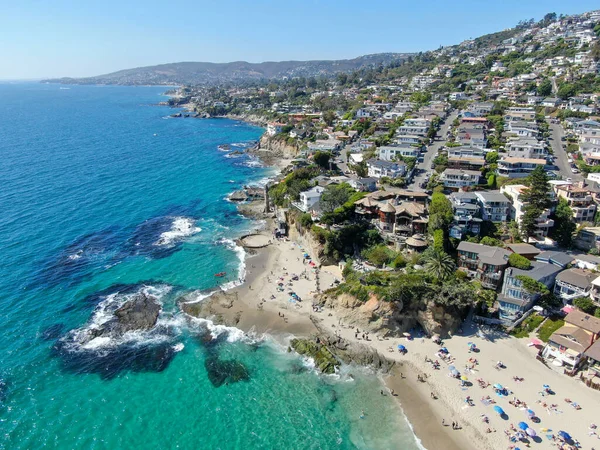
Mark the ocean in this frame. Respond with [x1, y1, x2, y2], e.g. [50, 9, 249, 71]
[0, 83, 421, 449]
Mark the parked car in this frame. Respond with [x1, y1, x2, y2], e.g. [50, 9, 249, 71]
[571, 168, 580, 173]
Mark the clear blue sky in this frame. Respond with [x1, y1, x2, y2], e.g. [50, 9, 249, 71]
[0, 0, 598, 79]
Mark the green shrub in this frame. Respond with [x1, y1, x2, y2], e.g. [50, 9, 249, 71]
[508, 253, 531, 270]
[299, 213, 313, 228]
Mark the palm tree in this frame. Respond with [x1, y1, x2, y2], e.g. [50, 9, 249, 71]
[424, 250, 456, 282]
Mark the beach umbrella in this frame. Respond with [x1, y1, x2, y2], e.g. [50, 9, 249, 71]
[526, 409, 535, 417]
[518, 422, 529, 431]
[540, 427, 551, 433]
[543, 384, 550, 389]
[493, 405, 504, 415]
[460, 375, 468, 381]
[558, 431, 571, 440]
[467, 342, 475, 347]
[403, 332, 411, 337]
[448, 365, 456, 371]
[493, 383, 503, 390]
[441, 347, 448, 352]
[526, 428, 537, 437]
[451, 369, 459, 376]
[397, 344, 406, 351]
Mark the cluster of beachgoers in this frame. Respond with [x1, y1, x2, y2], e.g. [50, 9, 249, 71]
[213, 214, 600, 450]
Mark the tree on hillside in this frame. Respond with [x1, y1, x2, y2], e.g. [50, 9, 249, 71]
[320, 183, 354, 213]
[520, 166, 551, 240]
[428, 192, 454, 234]
[313, 151, 331, 170]
[423, 250, 456, 282]
[557, 83, 576, 100]
[550, 198, 576, 247]
[538, 79, 552, 97]
[323, 110, 336, 126]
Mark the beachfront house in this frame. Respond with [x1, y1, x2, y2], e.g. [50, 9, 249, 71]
[498, 262, 563, 323]
[542, 310, 600, 370]
[457, 242, 511, 290]
[553, 268, 597, 304]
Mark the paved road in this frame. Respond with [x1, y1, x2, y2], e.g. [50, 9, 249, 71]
[408, 110, 459, 191]
[548, 122, 583, 182]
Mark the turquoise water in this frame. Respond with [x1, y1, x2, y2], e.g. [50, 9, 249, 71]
[0, 83, 420, 449]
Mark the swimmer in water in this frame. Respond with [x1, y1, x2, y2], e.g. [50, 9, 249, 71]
[360, 410, 365, 419]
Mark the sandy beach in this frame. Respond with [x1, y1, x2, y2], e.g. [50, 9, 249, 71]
[191, 214, 600, 450]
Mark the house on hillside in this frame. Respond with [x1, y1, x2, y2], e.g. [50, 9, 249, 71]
[474, 191, 510, 222]
[440, 168, 482, 189]
[542, 310, 600, 370]
[366, 159, 407, 179]
[553, 268, 597, 304]
[498, 262, 563, 323]
[553, 184, 597, 224]
[449, 192, 482, 239]
[497, 157, 546, 178]
[457, 242, 511, 290]
[500, 184, 554, 239]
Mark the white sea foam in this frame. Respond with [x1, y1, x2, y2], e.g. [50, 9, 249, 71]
[172, 343, 185, 352]
[223, 153, 243, 159]
[155, 217, 201, 246]
[217, 238, 246, 290]
[61, 284, 174, 352]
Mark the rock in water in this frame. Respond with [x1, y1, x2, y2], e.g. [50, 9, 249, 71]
[204, 356, 250, 387]
[87, 292, 161, 340]
[290, 338, 338, 374]
[108, 293, 161, 335]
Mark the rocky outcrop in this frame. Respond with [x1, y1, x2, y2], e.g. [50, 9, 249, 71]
[180, 291, 242, 328]
[287, 216, 336, 266]
[95, 292, 161, 338]
[290, 338, 338, 374]
[256, 135, 299, 159]
[290, 322, 395, 374]
[320, 292, 463, 338]
[417, 304, 464, 337]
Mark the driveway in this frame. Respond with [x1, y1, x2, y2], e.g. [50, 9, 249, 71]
[408, 109, 458, 190]
[548, 122, 583, 182]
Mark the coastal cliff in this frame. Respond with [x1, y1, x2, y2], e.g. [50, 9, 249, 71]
[319, 291, 463, 338]
[287, 214, 337, 266]
[257, 135, 299, 159]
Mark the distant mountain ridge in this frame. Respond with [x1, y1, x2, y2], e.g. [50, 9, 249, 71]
[42, 53, 412, 86]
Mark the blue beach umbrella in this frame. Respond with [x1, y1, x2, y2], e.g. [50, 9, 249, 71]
[493, 405, 504, 415]
[558, 431, 571, 440]
[448, 365, 456, 371]
[518, 422, 529, 431]
[398, 344, 406, 351]
[526, 409, 535, 417]
[543, 384, 550, 389]
[493, 383, 503, 390]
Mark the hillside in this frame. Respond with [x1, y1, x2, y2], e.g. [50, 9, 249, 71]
[43, 53, 412, 86]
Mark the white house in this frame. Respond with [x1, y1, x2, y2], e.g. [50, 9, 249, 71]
[439, 169, 481, 189]
[295, 186, 325, 212]
[267, 122, 285, 136]
[500, 184, 554, 238]
[379, 145, 420, 161]
[366, 159, 407, 179]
